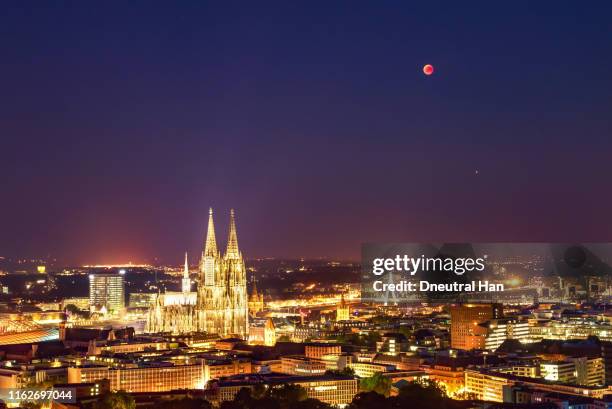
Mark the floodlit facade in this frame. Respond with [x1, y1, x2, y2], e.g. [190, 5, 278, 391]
[305, 343, 342, 359]
[248, 318, 276, 346]
[204, 361, 252, 384]
[465, 368, 609, 403]
[197, 208, 248, 338]
[348, 362, 395, 378]
[540, 357, 604, 386]
[530, 320, 612, 342]
[450, 303, 502, 350]
[146, 209, 249, 338]
[68, 362, 205, 392]
[248, 281, 264, 315]
[483, 318, 530, 351]
[128, 293, 158, 308]
[280, 355, 327, 376]
[464, 369, 513, 402]
[336, 294, 350, 321]
[540, 361, 576, 383]
[210, 374, 358, 407]
[425, 364, 465, 397]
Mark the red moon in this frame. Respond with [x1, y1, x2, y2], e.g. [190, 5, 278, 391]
[423, 64, 434, 75]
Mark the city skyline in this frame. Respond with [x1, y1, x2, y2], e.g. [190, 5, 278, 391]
[3, 3, 612, 409]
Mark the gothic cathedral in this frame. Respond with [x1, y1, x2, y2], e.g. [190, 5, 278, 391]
[196, 208, 249, 338]
[146, 209, 248, 338]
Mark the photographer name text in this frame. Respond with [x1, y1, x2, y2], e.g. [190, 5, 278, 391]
[372, 280, 504, 292]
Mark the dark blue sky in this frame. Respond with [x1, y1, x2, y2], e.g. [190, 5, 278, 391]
[2, 2, 612, 264]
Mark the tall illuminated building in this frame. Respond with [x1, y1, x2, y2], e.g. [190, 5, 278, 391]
[450, 303, 502, 350]
[197, 208, 249, 338]
[89, 271, 125, 315]
[146, 208, 248, 338]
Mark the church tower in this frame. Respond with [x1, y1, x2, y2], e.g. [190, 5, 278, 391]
[336, 293, 350, 322]
[197, 208, 224, 335]
[222, 209, 249, 338]
[201, 208, 220, 286]
[182, 252, 191, 293]
[249, 279, 264, 316]
[196, 208, 248, 338]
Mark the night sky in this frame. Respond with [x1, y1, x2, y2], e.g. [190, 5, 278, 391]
[2, 2, 612, 264]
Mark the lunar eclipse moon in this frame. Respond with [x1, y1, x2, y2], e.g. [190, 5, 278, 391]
[423, 64, 434, 75]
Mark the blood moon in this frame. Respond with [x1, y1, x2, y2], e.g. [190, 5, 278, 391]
[423, 64, 434, 76]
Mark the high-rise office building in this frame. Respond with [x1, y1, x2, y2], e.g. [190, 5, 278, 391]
[89, 272, 125, 315]
[450, 303, 502, 350]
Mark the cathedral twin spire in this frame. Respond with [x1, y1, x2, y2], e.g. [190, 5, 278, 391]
[204, 208, 218, 257]
[225, 209, 240, 259]
[203, 208, 240, 259]
[198, 207, 248, 337]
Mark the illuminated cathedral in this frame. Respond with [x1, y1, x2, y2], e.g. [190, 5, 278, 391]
[146, 209, 249, 338]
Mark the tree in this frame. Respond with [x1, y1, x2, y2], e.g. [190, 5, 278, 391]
[325, 367, 355, 377]
[359, 372, 392, 397]
[64, 303, 81, 314]
[92, 391, 136, 409]
[248, 396, 280, 409]
[268, 383, 307, 407]
[157, 397, 212, 409]
[251, 383, 267, 400]
[331, 332, 381, 348]
[219, 383, 325, 409]
[395, 380, 449, 409]
[234, 387, 255, 408]
[397, 325, 412, 340]
[348, 391, 389, 409]
[398, 379, 446, 399]
[219, 387, 253, 409]
[351, 381, 460, 409]
[292, 398, 333, 409]
[453, 390, 478, 401]
[363, 331, 382, 348]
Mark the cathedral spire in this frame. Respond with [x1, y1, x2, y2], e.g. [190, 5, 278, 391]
[182, 252, 191, 293]
[251, 280, 258, 298]
[184, 252, 189, 277]
[225, 209, 240, 259]
[204, 208, 218, 257]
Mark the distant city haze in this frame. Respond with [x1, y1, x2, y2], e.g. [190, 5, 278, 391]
[2, 3, 612, 264]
